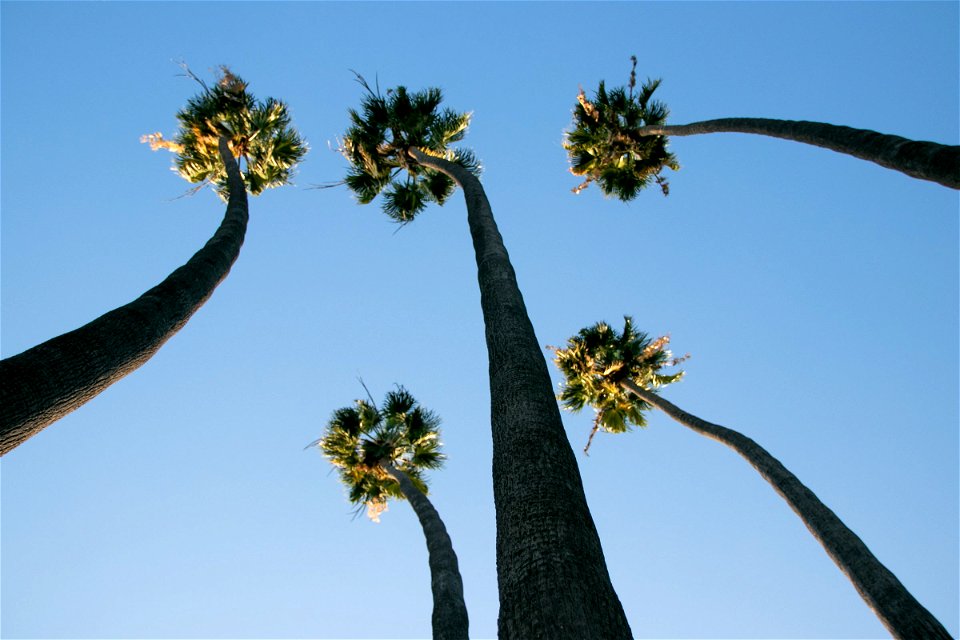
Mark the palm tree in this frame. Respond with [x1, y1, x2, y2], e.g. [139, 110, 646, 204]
[0, 67, 306, 456]
[565, 57, 959, 197]
[316, 386, 468, 640]
[551, 317, 952, 640]
[340, 76, 633, 639]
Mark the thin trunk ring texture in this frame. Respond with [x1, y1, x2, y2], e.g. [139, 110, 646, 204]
[636, 118, 960, 188]
[0, 137, 248, 456]
[382, 461, 469, 640]
[621, 379, 952, 640]
[410, 148, 633, 640]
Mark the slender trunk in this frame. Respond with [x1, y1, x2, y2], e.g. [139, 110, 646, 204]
[381, 461, 469, 640]
[0, 137, 248, 456]
[635, 118, 960, 189]
[409, 148, 632, 639]
[621, 379, 952, 640]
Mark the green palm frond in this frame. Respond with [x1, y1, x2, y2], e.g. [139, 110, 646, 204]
[406, 406, 441, 442]
[552, 316, 686, 451]
[341, 75, 479, 224]
[451, 147, 482, 176]
[422, 170, 456, 205]
[344, 167, 393, 205]
[382, 387, 417, 418]
[144, 66, 307, 201]
[564, 56, 677, 201]
[383, 179, 428, 224]
[330, 405, 365, 436]
[411, 446, 445, 471]
[316, 385, 447, 521]
[428, 109, 471, 148]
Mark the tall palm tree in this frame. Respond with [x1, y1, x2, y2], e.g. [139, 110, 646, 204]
[317, 386, 468, 640]
[340, 77, 633, 639]
[565, 57, 959, 198]
[0, 67, 306, 456]
[552, 317, 952, 640]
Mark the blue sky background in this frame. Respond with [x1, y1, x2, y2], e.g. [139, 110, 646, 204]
[1, 2, 957, 639]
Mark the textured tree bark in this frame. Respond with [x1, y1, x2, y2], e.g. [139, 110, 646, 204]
[409, 148, 633, 640]
[621, 379, 952, 640]
[0, 137, 248, 456]
[635, 118, 960, 189]
[382, 461, 469, 640]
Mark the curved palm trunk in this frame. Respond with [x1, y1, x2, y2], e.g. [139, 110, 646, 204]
[0, 137, 248, 456]
[382, 461, 469, 640]
[409, 148, 632, 639]
[635, 118, 960, 189]
[621, 379, 951, 640]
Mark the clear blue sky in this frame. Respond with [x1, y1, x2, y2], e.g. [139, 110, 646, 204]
[2, 2, 957, 638]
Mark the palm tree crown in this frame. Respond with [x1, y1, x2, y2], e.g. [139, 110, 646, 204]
[318, 387, 445, 522]
[564, 56, 679, 200]
[143, 66, 307, 200]
[552, 316, 686, 451]
[340, 75, 480, 223]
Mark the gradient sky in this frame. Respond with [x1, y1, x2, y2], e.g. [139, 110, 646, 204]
[1, 2, 957, 639]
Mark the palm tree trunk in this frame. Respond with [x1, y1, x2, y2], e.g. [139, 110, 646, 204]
[621, 379, 952, 640]
[381, 461, 469, 640]
[635, 118, 960, 189]
[0, 137, 248, 456]
[408, 148, 633, 640]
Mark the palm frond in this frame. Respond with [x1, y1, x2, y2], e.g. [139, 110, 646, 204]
[451, 147, 482, 177]
[344, 168, 391, 204]
[421, 170, 456, 205]
[383, 387, 417, 417]
[382, 179, 428, 224]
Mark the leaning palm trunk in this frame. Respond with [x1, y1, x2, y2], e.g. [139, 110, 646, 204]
[621, 379, 952, 640]
[409, 148, 632, 639]
[0, 137, 247, 456]
[382, 461, 469, 640]
[635, 118, 960, 189]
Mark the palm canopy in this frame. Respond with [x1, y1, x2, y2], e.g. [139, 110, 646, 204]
[552, 316, 686, 452]
[340, 75, 481, 224]
[564, 56, 679, 200]
[143, 66, 306, 200]
[318, 386, 445, 522]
